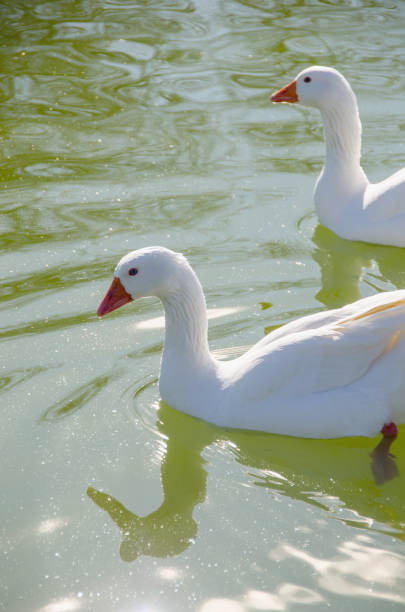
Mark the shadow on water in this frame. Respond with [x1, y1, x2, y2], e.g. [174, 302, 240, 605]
[312, 224, 405, 309]
[87, 401, 405, 562]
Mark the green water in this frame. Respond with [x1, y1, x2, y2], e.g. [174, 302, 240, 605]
[1, 1, 405, 610]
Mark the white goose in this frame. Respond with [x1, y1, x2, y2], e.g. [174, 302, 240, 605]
[271, 66, 405, 247]
[98, 246, 405, 440]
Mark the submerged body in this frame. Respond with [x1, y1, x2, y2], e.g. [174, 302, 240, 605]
[98, 246, 405, 439]
[271, 66, 405, 247]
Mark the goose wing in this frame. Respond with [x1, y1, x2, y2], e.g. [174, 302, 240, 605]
[232, 295, 405, 400]
[364, 168, 405, 222]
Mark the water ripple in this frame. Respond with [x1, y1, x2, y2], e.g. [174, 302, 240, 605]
[270, 534, 405, 603]
[40, 370, 122, 421]
[0, 365, 48, 394]
[2, 1, 405, 608]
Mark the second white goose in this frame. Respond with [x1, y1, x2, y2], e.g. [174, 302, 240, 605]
[271, 66, 405, 247]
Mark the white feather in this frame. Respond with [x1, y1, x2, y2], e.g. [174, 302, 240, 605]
[101, 247, 405, 439]
[272, 66, 405, 247]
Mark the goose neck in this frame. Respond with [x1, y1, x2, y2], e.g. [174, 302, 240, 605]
[321, 98, 362, 167]
[161, 280, 211, 365]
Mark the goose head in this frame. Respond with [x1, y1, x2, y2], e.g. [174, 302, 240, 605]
[271, 65, 354, 111]
[97, 246, 190, 316]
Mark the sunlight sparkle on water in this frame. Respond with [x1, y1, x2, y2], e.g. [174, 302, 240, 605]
[37, 518, 67, 535]
[41, 598, 82, 612]
[269, 534, 405, 603]
[199, 599, 244, 612]
[157, 566, 182, 581]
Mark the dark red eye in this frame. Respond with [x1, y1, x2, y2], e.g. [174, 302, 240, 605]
[128, 268, 138, 276]
[304, 76, 311, 83]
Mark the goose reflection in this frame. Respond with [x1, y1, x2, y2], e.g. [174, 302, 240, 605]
[88, 401, 404, 562]
[88, 404, 214, 562]
[312, 224, 405, 309]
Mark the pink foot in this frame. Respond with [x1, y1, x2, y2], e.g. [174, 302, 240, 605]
[381, 422, 398, 439]
[370, 423, 399, 485]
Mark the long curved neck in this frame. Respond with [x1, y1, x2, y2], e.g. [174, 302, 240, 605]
[320, 91, 362, 168]
[315, 90, 369, 228]
[158, 266, 220, 421]
[160, 269, 212, 367]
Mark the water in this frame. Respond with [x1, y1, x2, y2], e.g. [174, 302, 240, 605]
[1, 1, 405, 610]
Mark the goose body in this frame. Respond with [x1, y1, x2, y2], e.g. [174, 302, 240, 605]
[271, 66, 405, 247]
[98, 246, 405, 439]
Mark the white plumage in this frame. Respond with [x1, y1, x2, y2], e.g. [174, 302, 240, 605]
[98, 246, 405, 439]
[272, 66, 405, 247]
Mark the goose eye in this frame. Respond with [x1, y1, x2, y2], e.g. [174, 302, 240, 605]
[128, 268, 138, 276]
[304, 76, 312, 83]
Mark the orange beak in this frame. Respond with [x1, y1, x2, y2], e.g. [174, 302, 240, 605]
[97, 277, 133, 316]
[271, 79, 298, 103]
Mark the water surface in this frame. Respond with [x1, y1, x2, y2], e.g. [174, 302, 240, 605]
[1, 1, 405, 610]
